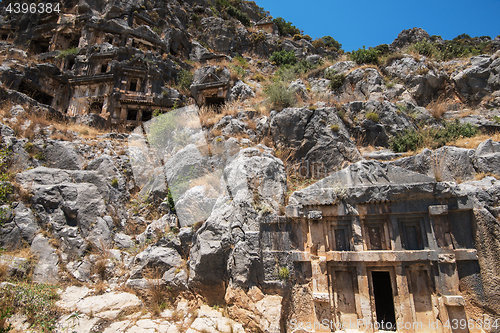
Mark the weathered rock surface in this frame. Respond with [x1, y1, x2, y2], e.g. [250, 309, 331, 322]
[453, 55, 500, 101]
[270, 107, 362, 175]
[0, 203, 39, 250]
[229, 80, 255, 102]
[383, 55, 446, 103]
[189, 147, 287, 296]
[30, 234, 59, 284]
[391, 27, 433, 49]
[473, 138, 500, 176]
[341, 100, 415, 146]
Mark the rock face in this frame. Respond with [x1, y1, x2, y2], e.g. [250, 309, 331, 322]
[383, 55, 446, 103]
[453, 55, 500, 101]
[270, 107, 362, 176]
[30, 234, 59, 284]
[229, 80, 255, 102]
[2, 0, 500, 330]
[341, 100, 415, 147]
[391, 27, 433, 49]
[188, 147, 287, 297]
[16, 166, 120, 255]
[474, 139, 500, 175]
[0, 203, 39, 250]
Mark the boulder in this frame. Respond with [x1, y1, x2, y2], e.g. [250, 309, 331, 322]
[136, 214, 177, 245]
[309, 78, 330, 95]
[270, 106, 361, 176]
[306, 54, 322, 65]
[114, 232, 135, 249]
[199, 17, 248, 54]
[31, 234, 59, 284]
[470, 208, 500, 314]
[66, 259, 92, 282]
[391, 27, 432, 49]
[44, 140, 84, 170]
[225, 285, 282, 333]
[129, 243, 183, 280]
[175, 185, 219, 227]
[453, 55, 500, 101]
[341, 100, 415, 147]
[325, 61, 355, 76]
[473, 139, 500, 176]
[61, 289, 143, 318]
[189, 41, 218, 63]
[0, 203, 39, 250]
[189, 148, 287, 294]
[229, 80, 255, 102]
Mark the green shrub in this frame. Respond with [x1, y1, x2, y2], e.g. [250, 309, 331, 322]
[365, 111, 379, 123]
[111, 178, 119, 187]
[0, 283, 59, 332]
[390, 120, 479, 152]
[322, 36, 342, 52]
[269, 50, 297, 66]
[24, 142, 34, 154]
[330, 124, 340, 132]
[57, 47, 79, 59]
[311, 38, 324, 49]
[409, 40, 438, 58]
[272, 17, 300, 36]
[390, 129, 423, 153]
[34, 152, 45, 160]
[350, 46, 380, 65]
[373, 44, 390, 55]
[278, 266, 290, 281]
[328, 73, 345, 90]
[176, 69, 194, 91]
[215, 0, 250, 25]
[264, 82, 296, 111]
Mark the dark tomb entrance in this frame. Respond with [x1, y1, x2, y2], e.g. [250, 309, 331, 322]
[371, 271, 396, 330]
[204, 96, 225, 109]
[18, 81, 53, 106]
[142, 110, 152, 122]
[127, 109, 138, 121]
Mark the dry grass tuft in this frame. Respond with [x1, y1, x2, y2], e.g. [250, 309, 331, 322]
[427, 99, 450, 120]
[451, 132, 500, 149]
[0, 100, 106, 141]
[0, 263, 8, 282]
[94, 280, 108, 295]
[143, 266, 172, 316]
[474, 172, 500, 181]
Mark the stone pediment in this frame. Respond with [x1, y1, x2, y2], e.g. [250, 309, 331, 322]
[287, 160, 437, 209]
[319, 160, 434, 187]
[198, 72, 223, 85]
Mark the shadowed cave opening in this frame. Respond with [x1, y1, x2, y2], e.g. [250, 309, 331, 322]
[372, 271, 396, 330]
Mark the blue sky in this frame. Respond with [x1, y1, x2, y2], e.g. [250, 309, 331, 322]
[254, 0, 500, 52]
